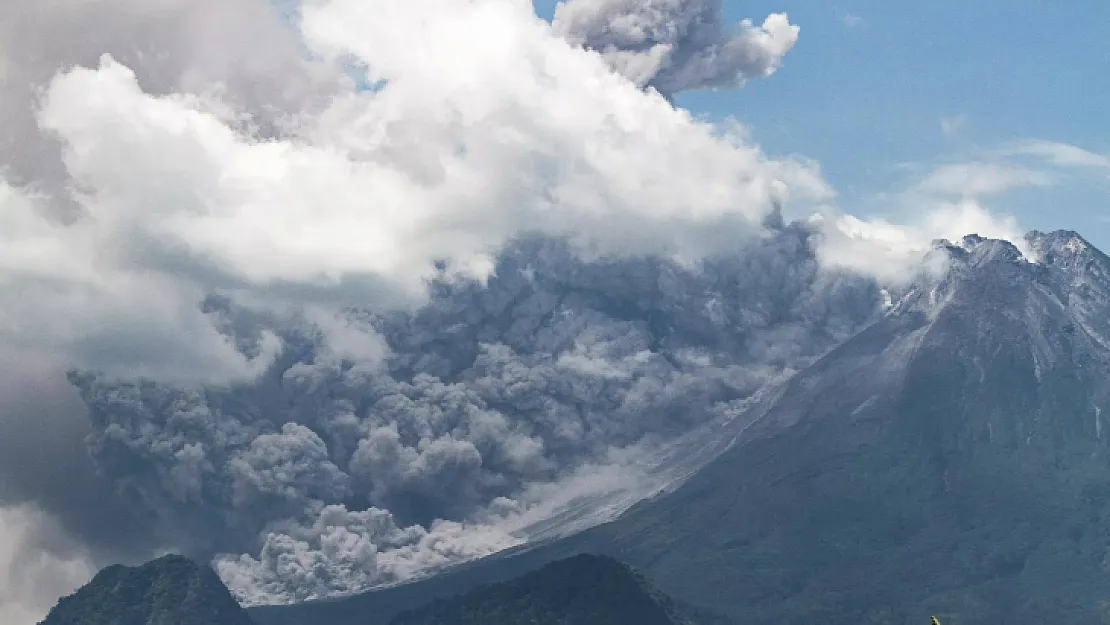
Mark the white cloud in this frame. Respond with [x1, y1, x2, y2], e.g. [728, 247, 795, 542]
[910, 161, 1052, 198]
[0, 0, 342, 208]
[0, 0, 830, 385]
[813, 200, 1025, 284]
[0, 180, 279, 383]
[1005, 140, 1110, 175]
[940, 114, 969, 137]
[813, 156, 1035, 283]
[0, 505, 96, 625]
[922, 199, 1026, 245]
[835, 139, 1110, 280]
[841, 13, 864, 28]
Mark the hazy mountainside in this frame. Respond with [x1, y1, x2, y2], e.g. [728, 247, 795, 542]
[387, 554, 692, 625]
[252, 230, 1110, 625]
[569, 230, 1110, 624]
[68, 226, 882, 603]
[39, 555, 253, 625]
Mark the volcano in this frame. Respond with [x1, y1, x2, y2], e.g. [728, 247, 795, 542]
[252, 230, 1110, 625]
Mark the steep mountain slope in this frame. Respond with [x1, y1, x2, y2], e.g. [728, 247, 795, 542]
[39, 555, 253, 625]
[252, 230, 1110, 625]
[387, 554, 692, 625]
[584, 231, 1110, 624]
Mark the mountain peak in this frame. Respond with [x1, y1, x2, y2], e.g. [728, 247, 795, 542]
[1026, 228, 1089, 252]
[1025, 229, 1107, 270]
[930, 233, 1026, 269]
[39, 554, 253, 625]
[925, 230, 1106, 274]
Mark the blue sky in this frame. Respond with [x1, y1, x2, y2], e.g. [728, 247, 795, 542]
[535, 0, 1110, 248]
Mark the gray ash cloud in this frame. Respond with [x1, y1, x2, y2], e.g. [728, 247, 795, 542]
[553, 0, 799, 96]
[68, 228, 882, 603]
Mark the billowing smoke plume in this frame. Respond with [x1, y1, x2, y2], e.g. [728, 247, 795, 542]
[553, 0, 799, 95]
[72, 231, 882, 603]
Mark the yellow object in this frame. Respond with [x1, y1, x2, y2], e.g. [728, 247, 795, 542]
[931, 618, 942, 625]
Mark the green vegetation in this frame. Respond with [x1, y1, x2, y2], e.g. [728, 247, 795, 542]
[387, 554, 693, 625]
[39, 554, 254, 625]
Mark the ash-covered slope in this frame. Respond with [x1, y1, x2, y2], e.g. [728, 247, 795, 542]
[387, 554, 692, 625]
[584, 230, 1110, 624]
[253, 230, 1110, 625]
[39, 555, 253, 625]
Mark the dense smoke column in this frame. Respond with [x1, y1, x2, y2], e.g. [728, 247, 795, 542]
[70, 227, 882, 603]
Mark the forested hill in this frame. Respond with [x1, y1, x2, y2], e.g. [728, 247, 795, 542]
[387, 554, 694, 625]
[38, 554, 254, 625]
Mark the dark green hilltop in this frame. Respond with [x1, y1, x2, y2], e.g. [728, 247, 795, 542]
[387, 554, 693, 625]
[38, 555, 254, 625]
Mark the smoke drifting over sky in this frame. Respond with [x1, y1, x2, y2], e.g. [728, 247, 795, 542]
[0, 0, 1034, 621]
[553, 0, 799, 95]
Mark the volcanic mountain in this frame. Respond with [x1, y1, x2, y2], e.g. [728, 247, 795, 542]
[252, 230, 1110, 625]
